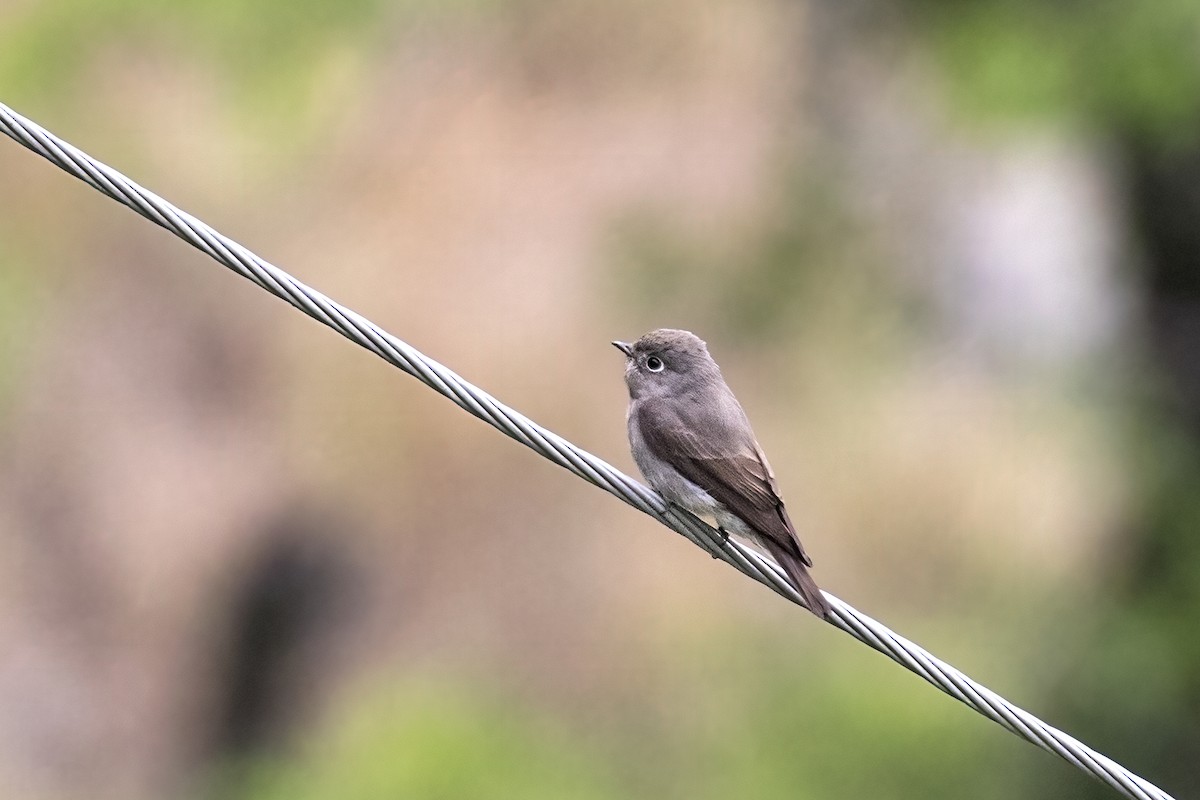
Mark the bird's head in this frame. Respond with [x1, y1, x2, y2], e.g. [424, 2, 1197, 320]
[612, 328, 717, 400]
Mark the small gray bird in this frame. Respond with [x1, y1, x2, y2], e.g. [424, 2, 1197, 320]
[613, 329, 830, 619]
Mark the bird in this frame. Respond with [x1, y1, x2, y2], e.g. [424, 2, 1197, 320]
[613, 328, 830, 619]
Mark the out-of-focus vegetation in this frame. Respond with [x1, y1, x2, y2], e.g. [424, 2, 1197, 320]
[231, 678, 620, 800]
[909, 2, 1200, 796]
[912, 0, 1200, 141]
[0, 1, 1197, 799]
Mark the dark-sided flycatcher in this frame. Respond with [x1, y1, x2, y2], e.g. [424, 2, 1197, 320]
[613, 329, 830, 619]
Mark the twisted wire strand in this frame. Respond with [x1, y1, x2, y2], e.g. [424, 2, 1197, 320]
[0, 101, 1173, 800]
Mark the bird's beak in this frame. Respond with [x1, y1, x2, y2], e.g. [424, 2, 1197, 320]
[612, 340, 633, 357]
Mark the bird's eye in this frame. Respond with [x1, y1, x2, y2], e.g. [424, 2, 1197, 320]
[646, 356, 664, 372]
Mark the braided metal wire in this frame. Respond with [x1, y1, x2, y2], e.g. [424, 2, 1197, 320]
[0, 100, 1174, 800]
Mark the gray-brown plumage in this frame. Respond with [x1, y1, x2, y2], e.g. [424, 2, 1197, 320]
[613, 329, 830, 619]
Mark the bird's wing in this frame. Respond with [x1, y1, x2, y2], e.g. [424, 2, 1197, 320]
[637, 395, 812, 567]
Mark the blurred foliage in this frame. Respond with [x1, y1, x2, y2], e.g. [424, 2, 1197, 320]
[2, 0, 364, 98]
[899, 2, 1200, 794]
[227, 678, 618, 800]
[609, 171, 924, 358]
[650, 629, 1019, 800]
[1029, 412, 1200, 798]
[229, 625, 1031, 800]
[0, 0, 485, 141]
[910, 0, 1200, 145]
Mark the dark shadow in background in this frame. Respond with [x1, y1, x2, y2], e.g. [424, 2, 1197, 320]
[206, 507, 361, 764]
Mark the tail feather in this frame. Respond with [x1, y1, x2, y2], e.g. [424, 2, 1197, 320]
[765, 540, 831, 619]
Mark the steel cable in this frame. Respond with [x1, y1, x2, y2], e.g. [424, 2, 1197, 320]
[0, 101, 1174, 800]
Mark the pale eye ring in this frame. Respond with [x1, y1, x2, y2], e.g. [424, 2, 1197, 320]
[646, 355, 664, 372]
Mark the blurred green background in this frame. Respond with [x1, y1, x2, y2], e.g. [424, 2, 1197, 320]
[0, 1, 1197, 798]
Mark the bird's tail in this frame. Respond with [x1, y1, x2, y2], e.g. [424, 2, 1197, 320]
[765, 540, 832, 619]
